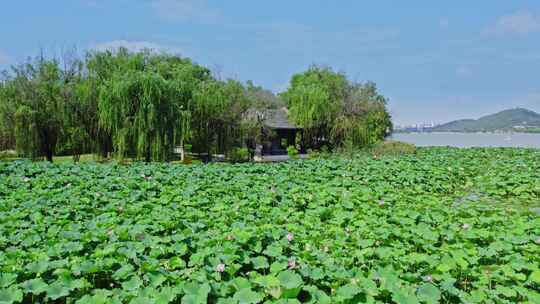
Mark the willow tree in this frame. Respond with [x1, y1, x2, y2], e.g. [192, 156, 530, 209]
[2, 58, 65, 161]
[188, 79, 252, 160]
[245, 80, 285, 110]
[189, 80, 227, 158]
[61, 75, 103, 160]
[282, 66, 392, 150]
[84, 49, 151, 158]
[89, 49, 213, 161]
[281, 65, 347, 149]
[98, 70, 190, 162]
[344, 82, 392, 143]
[0, 79, 17, 150]
[217, 80, 251, 153]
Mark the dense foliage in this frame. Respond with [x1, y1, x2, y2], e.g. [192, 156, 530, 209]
[96, 51, 204, 161]
[1, 58, 65, 161]
[281, 66, 392, 150]
[0, 148, 539, 303]
[0, 54, 391, 162]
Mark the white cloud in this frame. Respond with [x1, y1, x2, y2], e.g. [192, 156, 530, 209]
[439, 18, 449, 29]
[149, 0, 220, 23]
[485, 11, 540, 36]
[92, 40, 183, 54]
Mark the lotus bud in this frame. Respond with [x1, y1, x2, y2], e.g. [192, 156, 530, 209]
[423, 275, 434, 283]
[286, 232, 294, 242]
[216, 263, 225, 273]
[288, 259, 296, 269]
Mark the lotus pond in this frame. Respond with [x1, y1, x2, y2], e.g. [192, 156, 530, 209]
[0, 148, 539, 303]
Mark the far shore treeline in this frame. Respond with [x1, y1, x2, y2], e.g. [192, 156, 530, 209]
[0, 48, 392, 162]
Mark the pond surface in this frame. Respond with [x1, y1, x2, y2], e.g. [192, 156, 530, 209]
[392, 132, 540, 148]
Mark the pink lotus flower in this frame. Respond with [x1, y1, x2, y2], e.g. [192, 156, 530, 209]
[288, 259, 296, 269]
[286, 232, 294, 242]
[378, 200, 385, 206]
[423, 275, 434, 283]
[462, 223, 471, 230]
[216, 263, 225, 273]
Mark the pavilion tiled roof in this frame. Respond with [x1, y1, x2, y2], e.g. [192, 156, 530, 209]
[262, 107, 300, 130]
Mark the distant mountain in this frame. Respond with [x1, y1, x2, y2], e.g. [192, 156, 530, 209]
[431, 108, 540, 133]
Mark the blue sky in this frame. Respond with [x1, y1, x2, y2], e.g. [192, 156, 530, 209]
[1, 0, 540, 124]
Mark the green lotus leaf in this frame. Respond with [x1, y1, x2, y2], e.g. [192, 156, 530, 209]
[335, 283, 361, 300]
[529, 269, 540, 284]
[233, 288, 263, 304]
[392, 290, 420, 304]
[122, 276, 142, 291]
[0, 287, 23, 304]
[278, 270, 303, 292]
[0, 275, 17, 289]
[46, 283, 71, 300]
[20, 278, 47, 295]
[113, 264, 135, 280]
[416, 284, 441, 304]
[182, 283, 210, 304]
[251, 256, 269, 269]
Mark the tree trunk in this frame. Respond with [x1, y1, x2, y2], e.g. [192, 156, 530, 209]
[45, 149, 53, 162]
[180, 140, 185, 162]
[40, 129, 54, 162]
[145, 147, 151, 163]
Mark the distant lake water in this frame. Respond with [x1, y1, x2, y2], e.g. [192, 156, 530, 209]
[392, 132, 540, 148]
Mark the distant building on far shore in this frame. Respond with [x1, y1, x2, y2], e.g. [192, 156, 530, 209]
[394, 122, 439, 133]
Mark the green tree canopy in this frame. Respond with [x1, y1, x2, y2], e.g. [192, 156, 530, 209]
[0, 50, 393, 162]
[97, 56, 194, 161]
[92, 48, 216, 161]
[0, 77, 17, 150]
[282, 65, 392, 149]
[1, 57, 65, 161]
[190, 79, 252, 158]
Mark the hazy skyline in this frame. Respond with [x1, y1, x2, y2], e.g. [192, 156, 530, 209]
[1, 0, 539, 124]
